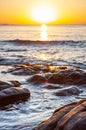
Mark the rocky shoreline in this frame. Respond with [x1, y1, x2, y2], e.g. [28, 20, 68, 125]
[33, 99, 86, 130]
[0, 62, 86, 129]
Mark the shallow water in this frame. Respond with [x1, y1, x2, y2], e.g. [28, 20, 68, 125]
[0, 25, 86, 130]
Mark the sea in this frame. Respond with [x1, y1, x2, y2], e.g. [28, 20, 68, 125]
[0, 25, 86, 130]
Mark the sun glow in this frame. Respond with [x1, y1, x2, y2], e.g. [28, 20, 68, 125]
[32, 4, 56, 23]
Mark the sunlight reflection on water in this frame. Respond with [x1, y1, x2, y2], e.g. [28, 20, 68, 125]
[40, 25, 48, 41]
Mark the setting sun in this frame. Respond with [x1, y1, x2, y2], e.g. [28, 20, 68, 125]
[31, 4, 57, 23]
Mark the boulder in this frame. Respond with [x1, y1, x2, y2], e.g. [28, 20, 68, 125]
[48, 69, 86, 85]
[55, 86, 82, 96]
[33, 99, 86, 130]
[28, 74, 46, 85]
[0, 87, 30, 106]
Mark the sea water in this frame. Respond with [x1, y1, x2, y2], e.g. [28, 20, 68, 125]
[0, 25, 86, 130]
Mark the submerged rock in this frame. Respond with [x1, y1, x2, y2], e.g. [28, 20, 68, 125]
[55, 86, 82, 96]
[33, 99, 86, 130]
[44, 84, 62, 90]
[0, 87, 30, 106]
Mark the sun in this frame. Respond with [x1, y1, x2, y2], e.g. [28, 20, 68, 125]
[31, 4, 56, 23]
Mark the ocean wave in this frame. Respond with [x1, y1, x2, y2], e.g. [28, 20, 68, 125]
[1, 39, 86, 45]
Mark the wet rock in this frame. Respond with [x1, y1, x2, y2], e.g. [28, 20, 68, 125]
[6, 64, 37, 75]
[56, 100, 86, 130]
[0, 80, 21, 90]
[55, 86, 82, 96]
[33, 99, 86, 130]
[32, 64, 50, 73]
[10, 67, 37, 75]
[62, 112, 86, 130]
[7, 63, 50, 75]
[48, 69, 86, 85]
[0, 81, 12, 90]
[0, 87, 30, 106]
[10, 80, 21, 87]
[44, 84, 62, 90]
[28, 74, 46, 85]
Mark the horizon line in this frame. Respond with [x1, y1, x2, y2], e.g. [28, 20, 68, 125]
[0, 23, 86, 26]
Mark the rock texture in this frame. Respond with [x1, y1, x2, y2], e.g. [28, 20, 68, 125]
[55, 86, 82, 96]
[28, 74, 46, 85]
[33, 99, 86, 130]
[6, 63, 50, 75]
[0, 80, 30, 107]
[48, 69, 86, 85]
[6, 64, 86, 85]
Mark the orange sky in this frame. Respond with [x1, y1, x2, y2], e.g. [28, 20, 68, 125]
[0, 0, 86, 24]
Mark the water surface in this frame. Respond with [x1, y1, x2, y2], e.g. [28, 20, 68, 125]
[0, 25, 86, 130]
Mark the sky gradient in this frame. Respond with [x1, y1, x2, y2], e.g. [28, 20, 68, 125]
[0, 0, 86, 24]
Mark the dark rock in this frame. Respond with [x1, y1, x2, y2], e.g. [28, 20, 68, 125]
[7, 64, 50, 75]
[44, 84, 62, 90]
[55, 86, 82, 96]
[10, 80, 21, 87]
[11, 67, 36, 75]
[48, 69, 86, 85]
[0, 87, 30, 106]
[33, 99, 86, 130]
[0, 81, 12, 91]
[0, 80, 21, 90]
[28, 74, 46, 85]
[6, 64, 37, 75]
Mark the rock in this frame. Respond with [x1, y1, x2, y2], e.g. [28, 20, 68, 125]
[0, 80, 21, 90]
[0, 81, 12, 90]
[32, 64, 50, 73]
[6, 64, 37, 75]
[56, 100, 86, 130]
[10, 80, 21, 87]
[11, 67, 36, 75]
[0, 87, 30, 106]
[48, 69, 86, 85]
[7, 64, 50, 75]
[28, 74, 46, 85]
[55, 86, 82, 96]
[33, 99, 86, 130]
[44, 84, 62, 90]
[61, 112, 86, 130]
